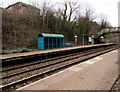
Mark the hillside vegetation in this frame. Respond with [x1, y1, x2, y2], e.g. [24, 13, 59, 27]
[2, 2, 107, 52]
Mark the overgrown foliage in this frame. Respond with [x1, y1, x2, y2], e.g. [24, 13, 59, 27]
[2, 1, 104, 51]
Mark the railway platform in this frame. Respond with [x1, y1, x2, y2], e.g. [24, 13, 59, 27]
[17, 49, 119, 90]
[1, 43, 115, 62]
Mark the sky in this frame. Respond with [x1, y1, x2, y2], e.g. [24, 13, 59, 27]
[0, 0, 119, 27]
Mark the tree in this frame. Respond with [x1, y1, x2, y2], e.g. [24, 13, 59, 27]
[61, 1, 80, 22]
[99, 15, 111, 30]
[68, 2, 80, 22]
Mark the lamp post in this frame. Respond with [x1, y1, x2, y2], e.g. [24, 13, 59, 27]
[75, 35, 77, 45]
[91, 35, 94, 44]
[83, 34, 84, 45]
[100, 36, 104, 43]
[83, 34, 86, 45]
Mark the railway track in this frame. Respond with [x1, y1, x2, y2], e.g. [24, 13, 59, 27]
[1, 45, 119, 91]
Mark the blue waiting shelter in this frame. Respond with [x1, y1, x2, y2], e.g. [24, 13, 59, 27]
[38, 33, 64, 49]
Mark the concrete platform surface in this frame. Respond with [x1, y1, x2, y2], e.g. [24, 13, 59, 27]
[17, 49, 119, 90]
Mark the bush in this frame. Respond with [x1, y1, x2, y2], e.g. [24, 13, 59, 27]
[19, 48, 30, 52]
[1, 48, 33, 54]
[1, 50, 10, 54]
[10, 50, 17, 53]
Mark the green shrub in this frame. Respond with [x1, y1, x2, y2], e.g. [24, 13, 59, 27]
[1, 48, 33, 54]
[19, 48, 30, 53]
[9, 50, 17, 53]
[1, 50, 10, 54]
